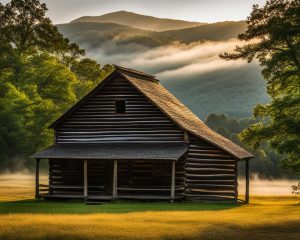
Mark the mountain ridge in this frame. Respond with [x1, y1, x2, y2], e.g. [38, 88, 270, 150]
[57, 11, 268, 118]
[71, 10, 206, 31]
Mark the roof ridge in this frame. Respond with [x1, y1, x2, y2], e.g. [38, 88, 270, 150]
[114, 65, 157, 81]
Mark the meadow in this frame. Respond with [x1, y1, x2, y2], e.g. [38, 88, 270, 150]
[0, 174, 299, 240]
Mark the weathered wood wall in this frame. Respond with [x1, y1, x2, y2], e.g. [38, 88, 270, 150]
[55, 76, 184, 143]
[185, 134, 238, 202]
[47, 74, 238, 202]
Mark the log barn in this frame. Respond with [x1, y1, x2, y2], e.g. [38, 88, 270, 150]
[32, 65, 253, 203]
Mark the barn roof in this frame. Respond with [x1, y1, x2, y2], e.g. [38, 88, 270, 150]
[49, 65, 253, 160]
[31, 143, 187, 161]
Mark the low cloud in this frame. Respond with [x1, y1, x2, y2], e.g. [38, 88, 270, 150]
[86, 38, 246, 79]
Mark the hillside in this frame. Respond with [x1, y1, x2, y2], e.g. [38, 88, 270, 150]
[57, 20, 248, 49]
[71, 10, 206, 31]
[57, 22, 173, 50]
[57, 11, 269, 118]
[162, 64, 269, 118]
[157, 21, 247, 42]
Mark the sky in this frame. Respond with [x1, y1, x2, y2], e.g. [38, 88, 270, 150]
[0, 0, 267, 24]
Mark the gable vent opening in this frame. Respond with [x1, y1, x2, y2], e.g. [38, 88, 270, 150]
[115, 100, 126, 114]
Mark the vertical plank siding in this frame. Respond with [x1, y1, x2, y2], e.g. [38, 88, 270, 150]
[55, 77, 183, 143]
[185, 134, 238, 202]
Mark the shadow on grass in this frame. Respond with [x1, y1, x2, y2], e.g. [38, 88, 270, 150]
[0, 199, 239, 214]
[190, 220, 300, 240]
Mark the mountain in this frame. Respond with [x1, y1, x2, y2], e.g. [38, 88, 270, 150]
[57, 22, 173, 53]
[57, 20, 247, 50]
[162, 64, 269, 118]
[71, 10, 206, 31]
[157, 21, 247, 42]
[57, 11, 269, 118]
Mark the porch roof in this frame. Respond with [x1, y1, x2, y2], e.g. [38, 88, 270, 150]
[31, 143, 187, 161]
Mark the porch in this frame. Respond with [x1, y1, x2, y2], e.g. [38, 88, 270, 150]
[32, 143, 187, 202]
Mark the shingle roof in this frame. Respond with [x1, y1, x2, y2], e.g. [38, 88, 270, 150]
[31, 143, 187, 160]
[115, 66, 253, 160]
[48, 65, 253, 160]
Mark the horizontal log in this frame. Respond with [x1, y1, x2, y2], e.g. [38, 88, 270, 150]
[187, 153, 231, 159]
[117, 195, 176, 200]
[185, 194, 236, 201]
[58, 129, 182, 134]
[186, 158, 235, 164]
[188, 184, 235, 190]
[47, 185, 105, 190]
[186, 188, 235, 197]
[185, 173, 235, 179]
[184, 167, 235, 173]
[185, 163, 235, 169]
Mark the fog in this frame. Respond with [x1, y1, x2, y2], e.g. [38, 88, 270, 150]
[87, 39, 247, 78]
[0, 174, 298, 196]
[238, 178, 299, 196]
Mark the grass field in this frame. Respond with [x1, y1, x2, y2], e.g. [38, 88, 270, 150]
[0, 174, 299, 240]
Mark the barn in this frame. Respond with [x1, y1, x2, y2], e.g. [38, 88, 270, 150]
[32, 65, 253, 203]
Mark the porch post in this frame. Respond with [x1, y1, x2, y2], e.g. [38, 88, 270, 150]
[84, 159, 88, 198]
[113, 160, 118, 199]
[171, 160, 175, 202]
[245, 158, 250, 204]
[35, 158, 40, 198]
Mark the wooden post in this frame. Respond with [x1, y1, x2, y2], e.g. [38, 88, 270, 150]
[234, 160, 238, 202]
[245, 159, 250, 204]
[84, 159, 88, 198]
[35, 158, 40, 199]
[113, 160, 118, 199]
[171, 160, 175, 202]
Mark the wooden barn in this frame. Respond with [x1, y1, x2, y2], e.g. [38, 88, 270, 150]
[32, 65, 253, 203]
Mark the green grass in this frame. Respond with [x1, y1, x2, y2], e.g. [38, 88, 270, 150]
[0, 175, 299, 240]
[0, 199, 237, 214]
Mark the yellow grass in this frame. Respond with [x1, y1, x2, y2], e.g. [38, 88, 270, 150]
[0, 174, 299, 240]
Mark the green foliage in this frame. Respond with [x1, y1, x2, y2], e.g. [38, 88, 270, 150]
[0, 0, 84, 57]
[220, 0, 300, 174]
[0, 0, 112, 171]
[205, 113, 294, 178]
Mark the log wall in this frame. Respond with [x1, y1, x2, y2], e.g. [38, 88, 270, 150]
[55, 77, 184, 143]
[185, 134, 238, 202]
[49, 159, 107, 197]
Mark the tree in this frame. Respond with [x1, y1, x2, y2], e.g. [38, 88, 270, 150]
[220, 0, 300, 174]
[0, 0, 112, 171]
[0, 53, 79, 170]
[0, 0, 84, 56]
[205, 113, 289, 178]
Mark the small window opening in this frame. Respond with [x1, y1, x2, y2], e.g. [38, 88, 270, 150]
[115, 100, 126, 114]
